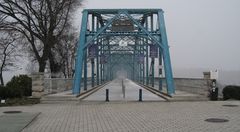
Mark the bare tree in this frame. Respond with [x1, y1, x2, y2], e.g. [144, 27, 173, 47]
[0, 30, 18, 86]
[0, 0, 81, 73]
[53, 30, 78, 78]
[0, 12, 6, 28]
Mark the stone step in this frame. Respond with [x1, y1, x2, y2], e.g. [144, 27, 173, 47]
[41, 100, 78, 103]
[41, 97, 78, 101]
[169, 95, 208, 101]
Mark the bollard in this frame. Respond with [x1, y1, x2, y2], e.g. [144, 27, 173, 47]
[106, 89, 109, 102]
[123, 85, 125, 98]
[139, 89, 142, 102]
[122, 79, 125, 98]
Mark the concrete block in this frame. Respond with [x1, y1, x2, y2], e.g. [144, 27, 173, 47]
[32, 86, 44, 92]
[32, 92, 44, 98]
[32, 80, 44, 86]
[31, 72, 44, 80]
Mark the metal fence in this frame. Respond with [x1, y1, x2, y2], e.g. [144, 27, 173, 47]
[44, 78, 73, 94]
[43, 78, 93, 95]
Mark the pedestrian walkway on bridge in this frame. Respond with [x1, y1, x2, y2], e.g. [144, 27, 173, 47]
[84, 78, 165, 101]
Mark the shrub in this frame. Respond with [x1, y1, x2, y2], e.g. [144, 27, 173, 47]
[0, 75, 32, 99]
[222, 85, 240, 100]
[0, 85, 7, 99]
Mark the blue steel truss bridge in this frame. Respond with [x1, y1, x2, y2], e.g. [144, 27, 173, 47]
[73, 9, 175, 97]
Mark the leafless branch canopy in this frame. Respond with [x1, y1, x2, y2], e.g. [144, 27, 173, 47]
[0, 0, 80, 72]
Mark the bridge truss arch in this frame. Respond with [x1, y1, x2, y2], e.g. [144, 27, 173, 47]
[73, 9, 175, 96]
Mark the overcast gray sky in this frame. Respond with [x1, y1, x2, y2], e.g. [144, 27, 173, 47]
[77, 0, 240, 71]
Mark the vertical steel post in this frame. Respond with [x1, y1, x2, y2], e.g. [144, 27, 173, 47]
[151, 14, 154, 31]
[132, 55, 135, 80]
[92, 14, 95, 32]
[73, 10, 88, 94]
[102, 39, 106, 83]
[142, 45, 145, 85]
[107, 38, 110, 81]
[96, 55, 100, 84]
[109, 56, 112, 80]
[84, 49, 87, 90]
[159, 52, 163, 91]
[107, 58, 110, 81]
[138, 59, 140, 82]
[136, 38, 140, 83]
[139, 63, 141, 83]
[146, 17, 149, 86]
[141, 40, 144, 84]
[96, 20, 100, 85]
[158, 10, 175, 95]
[91, 14, 95, 87]
[111, 58, 114, 80]
[151, 58, 155, 87]
[103, 62, 105, 82]
[139, 44, 143, 84]
[100, 39, 103, 84]
[133, 43, 136, 81]
[91, 59, 95, 87]
[151, 14, 155, 88]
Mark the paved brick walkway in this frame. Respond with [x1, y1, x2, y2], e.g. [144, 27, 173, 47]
[0, 101, 240, 132]
[0, 112, 40, 132]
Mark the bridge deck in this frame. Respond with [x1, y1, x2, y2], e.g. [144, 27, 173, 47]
[83, 78, 165, 101]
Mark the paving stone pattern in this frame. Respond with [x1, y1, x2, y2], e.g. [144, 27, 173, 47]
[0, 112, 40, 132]
[0, 101, 239, 132]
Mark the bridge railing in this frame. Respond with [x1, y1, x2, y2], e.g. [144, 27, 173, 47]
[141, 77, 211, 96]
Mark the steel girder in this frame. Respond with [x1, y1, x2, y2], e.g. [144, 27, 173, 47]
[73, 9, 175, 96]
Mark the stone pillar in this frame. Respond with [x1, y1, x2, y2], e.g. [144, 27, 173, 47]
[31, 72, 44, 98]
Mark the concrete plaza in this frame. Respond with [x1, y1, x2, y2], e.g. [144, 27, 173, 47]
[1, 79, 239, 132]
[0, 100, 240, 132]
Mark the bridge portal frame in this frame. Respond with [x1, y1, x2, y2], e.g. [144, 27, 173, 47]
[73, 9, 175, 96]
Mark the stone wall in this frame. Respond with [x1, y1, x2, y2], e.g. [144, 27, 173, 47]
[154, 78, 211, 96]
[31, 73, 44, 98]
[174, 78, 211, 96]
